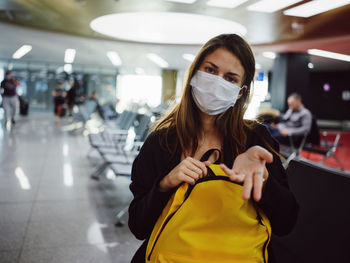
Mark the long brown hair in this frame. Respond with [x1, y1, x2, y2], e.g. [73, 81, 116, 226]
[154, 34, 256, 157]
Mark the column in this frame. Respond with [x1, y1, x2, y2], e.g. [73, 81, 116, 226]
[270, 53, 310, 111]
[161, 69, 177, 103]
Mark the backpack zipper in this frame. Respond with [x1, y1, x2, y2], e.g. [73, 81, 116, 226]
[262, 223, 270, 263]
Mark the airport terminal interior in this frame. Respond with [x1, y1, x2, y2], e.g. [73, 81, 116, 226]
[0, 0, 350, 263]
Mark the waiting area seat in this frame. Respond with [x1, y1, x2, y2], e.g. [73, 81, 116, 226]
[302, 131, 343, 170]
[272, 159, 350, 263]
[88, 111, 150, 180]
[86, 108, 153, 226]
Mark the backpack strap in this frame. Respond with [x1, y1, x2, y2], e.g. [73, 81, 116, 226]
[200, 148, 222, 164]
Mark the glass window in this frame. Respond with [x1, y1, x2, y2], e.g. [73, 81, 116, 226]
[116, 74, 162, 112]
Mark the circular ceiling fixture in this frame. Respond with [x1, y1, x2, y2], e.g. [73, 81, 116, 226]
[90, 12, 247, 45]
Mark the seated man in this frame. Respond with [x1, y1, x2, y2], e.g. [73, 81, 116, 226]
[267, 93, 312, 146]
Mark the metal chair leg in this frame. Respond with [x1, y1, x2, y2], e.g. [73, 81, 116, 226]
[90, 162, 108, 180]
[115, 206, 129, 227]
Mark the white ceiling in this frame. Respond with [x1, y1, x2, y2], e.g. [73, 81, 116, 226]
[0, 22, 202, 75]
[0, 19, 349, 75]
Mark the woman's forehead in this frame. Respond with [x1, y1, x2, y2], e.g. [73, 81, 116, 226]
[202, 48, 244, 74]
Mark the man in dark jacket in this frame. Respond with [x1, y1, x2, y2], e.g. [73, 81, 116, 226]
[1, 71, 20, 125]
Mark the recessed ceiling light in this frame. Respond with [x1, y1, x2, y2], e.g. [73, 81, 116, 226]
[182, 53, 196, 62]
[64, 49, 76, 63]
[247, 0, 302, 13]
[207, 0, 248, 9]
[166, 0, 197, 3]
[308, 62, 314, 69]
[283, 0, 350, 18]
[147, 53, 169, 68]
[90, 12, 246, 44]
[308, 49, 350, 62]
[107, 51, 122, 66]
[12, 45, 32, 59]
[262, 51, 276, 59]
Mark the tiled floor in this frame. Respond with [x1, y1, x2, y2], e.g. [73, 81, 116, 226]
[0, 112, 141, 263]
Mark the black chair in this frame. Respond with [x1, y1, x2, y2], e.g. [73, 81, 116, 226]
[90, 113, 150, 180]
[87, 110, 137, 159]
[283, 115, 320, 164]
[303, 131, 344, 170]
[272, 159, 350, 263]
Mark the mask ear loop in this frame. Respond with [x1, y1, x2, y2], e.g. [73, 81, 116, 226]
[238, 85, 247, 99]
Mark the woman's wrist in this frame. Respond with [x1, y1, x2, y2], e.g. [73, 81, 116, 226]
[158, 177, 171, 192]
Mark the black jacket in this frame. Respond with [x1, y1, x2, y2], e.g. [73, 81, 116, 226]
[1, 78, 17, 97]
[128, 124, 298, 263]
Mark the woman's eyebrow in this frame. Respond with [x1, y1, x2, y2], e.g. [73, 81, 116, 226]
[226, 72, 241, 78]
[205, 61, 218, 69]
[205, 61, 241, 78]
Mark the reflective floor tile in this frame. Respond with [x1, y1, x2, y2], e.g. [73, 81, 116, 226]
[0, 250, 20, 263]
[0, 222, 27, 250]
[20, 244, 126, 263]
[23, 217, 128, 249]
[0, 187, 38, 204]
[0, 203, 32, 223]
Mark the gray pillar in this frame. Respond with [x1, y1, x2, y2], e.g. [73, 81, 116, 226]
[270, 53, 310, 111]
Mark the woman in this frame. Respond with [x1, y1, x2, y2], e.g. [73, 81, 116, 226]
[128, 34, 298, 263]
[52, 81, 67, 117]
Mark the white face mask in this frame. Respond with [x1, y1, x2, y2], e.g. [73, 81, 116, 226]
[190, 70, 243, 115]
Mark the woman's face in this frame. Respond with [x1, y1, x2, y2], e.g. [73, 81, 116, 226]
[198, 47, 245, 88]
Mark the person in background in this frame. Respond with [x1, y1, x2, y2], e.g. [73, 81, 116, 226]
[1, 71, 20, 125]
[76, 93, 87, 105]
[89, 91, 97, 101]
[268, 93, 312, 145]
[128, 34, 298, 263]
[66, 80, 78, 116]
[52, 81, 67, 117]
[88, 91, 103, 117]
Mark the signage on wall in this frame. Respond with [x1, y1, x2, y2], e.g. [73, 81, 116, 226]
[342, 90, 350, 101]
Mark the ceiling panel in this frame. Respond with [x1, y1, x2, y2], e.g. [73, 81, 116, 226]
[0, 0, 349, 73]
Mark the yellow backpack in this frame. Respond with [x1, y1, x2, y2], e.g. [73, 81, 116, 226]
[146, 149, 271, 263]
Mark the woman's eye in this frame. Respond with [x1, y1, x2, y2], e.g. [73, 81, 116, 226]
[205, 67, 215, 74]
[225, 76, 237, 83]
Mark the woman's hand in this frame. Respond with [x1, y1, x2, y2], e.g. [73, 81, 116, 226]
[159, 157, 209, 192]
[220, 146, 273, 202]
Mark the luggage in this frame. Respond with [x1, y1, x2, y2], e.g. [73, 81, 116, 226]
[19, 96, 29, 116]
[146, 149, 271, 263]
[56, 104, 66, 117]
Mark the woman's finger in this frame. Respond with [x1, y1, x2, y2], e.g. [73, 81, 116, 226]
[182, 167, 200, 181]
[242, 173, 253, 201]
[181, 173, 196, 185]
[220, 163, 245, 182]
[220, 163, 234, 177]
[253, 170, 264, 201]
[203, 160, 211, 167]
[253, 146, 273, 163]
[187, 163, 203, 177]
[229, 173, 245, 183]
[190, 158, 208, 177]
